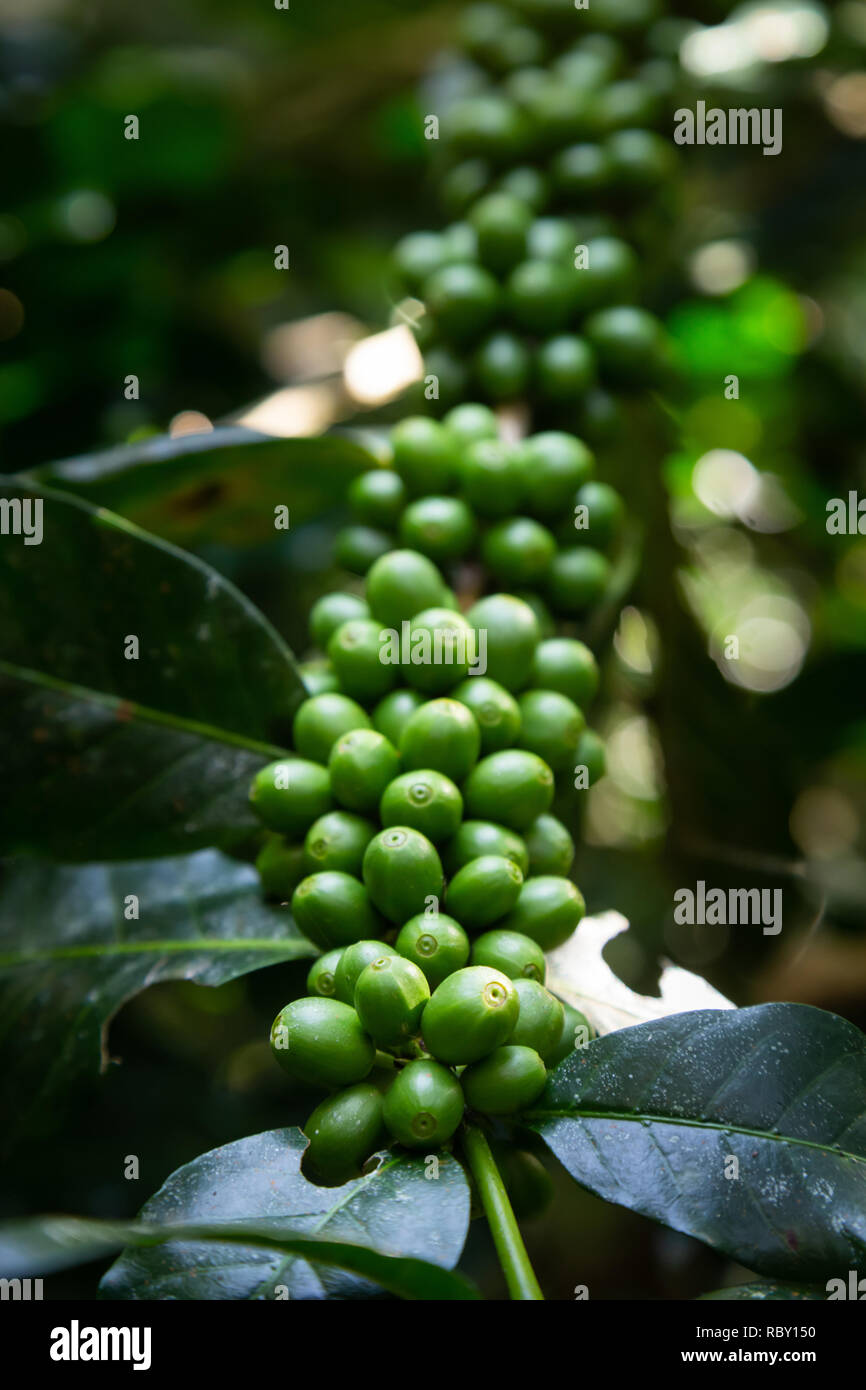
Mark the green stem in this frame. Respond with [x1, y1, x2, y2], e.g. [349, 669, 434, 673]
[461, 1124, 544, 1302]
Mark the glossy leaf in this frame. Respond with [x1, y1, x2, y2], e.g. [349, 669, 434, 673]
[699, 1281, 826, 1301]
[25, 426, 374, 547]
[0, 1212, 478, 1301]
[98, 1128, 473, 1299]
[527, 1004, 866, 1280]
[0, 479, 303, 858]
[0, 851, 315, 1148]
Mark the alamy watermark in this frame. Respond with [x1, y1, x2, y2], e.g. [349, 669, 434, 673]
[674, 880, 782, 935]
[674, 101, 782, 157]
[378, 622, 487, 676]
[826, 492, 866, 534]
[0, 496, 42, 545]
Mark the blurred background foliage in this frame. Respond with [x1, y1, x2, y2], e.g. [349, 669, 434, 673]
[3, 0, 866, 1300]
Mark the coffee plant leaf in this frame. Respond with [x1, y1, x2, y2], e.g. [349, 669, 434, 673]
[0, 851, 315, 1149]
[24, 427, 375, 548]
[527, 1003, 866, 1281]
[546, 910, 734, 1036]
[0, 479, 303, 859]
[0, 1210, 478, 1301]
[96, 1128, 472, 1300]
[698, 1281, 827, 1301]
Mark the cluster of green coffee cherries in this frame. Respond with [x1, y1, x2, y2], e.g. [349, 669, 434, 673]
[391, 3, 676, 418]
[250, 438, 604, 1182]
[336, 402, 624, 625]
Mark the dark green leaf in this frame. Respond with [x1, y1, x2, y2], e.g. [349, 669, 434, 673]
[0, 1211, 478, 1301]
[527, 1004, 866, 1280]
[0, 851, 315, 1150]
[699, 1281, 826, 1301]
[97, 1128, 472, 1300]
[25, 427, 373, 548]
[0, 479, 303, 858]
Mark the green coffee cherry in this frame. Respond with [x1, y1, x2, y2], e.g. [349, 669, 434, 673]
[446, 92, 528, 162]
[304, 810, 376, 876]
[516, 432, 594, 518]
[461, 1045, 547, 1115]
[371, 688, 425, 748]
[310, 592, 370, 650]
[422, 966, 518, 1064]
[529, 215, 579, 263]
[450, 677, 521, 754]
[292, 693, 371, 764]
[424, 262, 500, 344]
[471, 928, 546, 982]
[443, 820, 529, 876]
[444, 400, 499, 445]
[382, 1059, 465, 1149]
[445, 855, 524, 929]
[380, 769, 463, 843]
[355, 955, 430, 1049]
[250, 759, 332, 837]
[517, 689, 585, 771]
[496, 165, 549, 212]
[303, 1082, 386, 1186]
[571, 236, 638, 312]
[510, 978, 565, 1059]
[335, 525, 393, 575]
[507, 259, 574, 334]
[469, 191, 532, 274]
[464, 749, 555, 830]
[395, 914, 471, 990]
[576, 727, 606, 785]
[403, 608, 476, 694]
[605, 127, 675, 191]
[292, 871, 383, 950]
[399, 496, 476, 563]
[583, 305, 665, 386]
[299, 659, 340, 697]
[306, 949, 345, 999]
[524, 813, 575, 876]
[482, 517, 557, 586]
[536, 334, 596, 399]
[579, 387, 623, 442]
[393, 230, 449, 291]
[256, 836, 308, 900]
[572, 480, 625, 550]
[550, 142, 612, 200]
[365, 549, 446, 628]
[348, 468, 407, 529]
[596, 78, 660, 131]
[421, 347, 472, 410]
[521, 76, 592, 149]
[439, 158, 491, 216]
[474, 331, 532, 400]
[466, 593, 540, 692]
[400, 698, 481, 782]
[363, 826, 445, 924]
[328, 729, 400, 814]
[457, 440, 525, 517]
[514, 590, 556, 640]
[546, 548, 610, 614]
[327, 619, 396, 703]
[391, 418, 460, 496]
[270, 997, 375, 1089]
[529, 637, 599, 707]
[334, 939, 399, 1005]
[547, 998, 595, 1065]
[500, 875, 586, 951]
